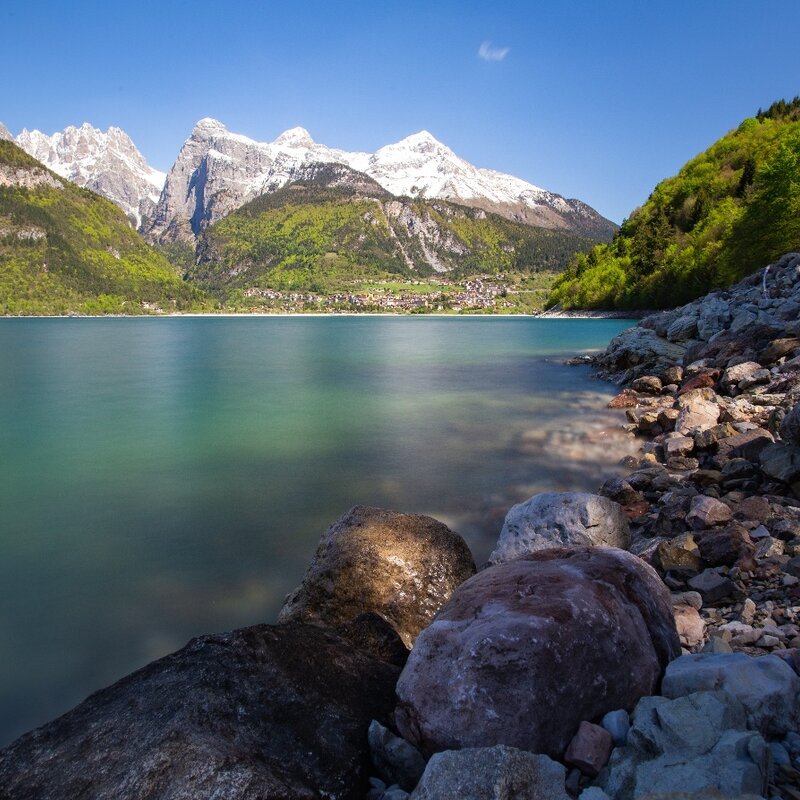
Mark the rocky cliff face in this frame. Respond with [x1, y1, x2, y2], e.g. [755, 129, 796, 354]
[145, 119, 616, 244]
[15, 123, 165, 229]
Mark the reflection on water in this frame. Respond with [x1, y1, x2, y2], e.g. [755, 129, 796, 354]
[0, 316, 634, 745]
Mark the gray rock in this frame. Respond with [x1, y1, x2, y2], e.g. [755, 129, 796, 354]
[488, 492, 630, 566]
[395, 547, 680, 758]
[721, 362, 767, 393]
[780, 400, 800, 446]
[279, 505, 475, 648]
[697, 297, 732, 341]
[369, 720, 427, 792]
[601, 709, 631, 747]
[759, 443, 800, 494]
[686, 496, 733, 530]
[597, 327, 687, 380]
[0, 622, 400, 800]
[600, 691, 770, 800]
[667, 315, 699, 343]
[579, 788, 612, 800]
[409, 745, 570, 800]
[687, 570, 735, 604]
[661, 652, 800, 737]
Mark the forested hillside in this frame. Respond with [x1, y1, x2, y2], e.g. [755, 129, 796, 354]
[548, 98, 800, 310]
[0, 141, 206, 315]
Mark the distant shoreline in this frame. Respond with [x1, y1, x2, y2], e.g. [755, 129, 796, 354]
[0, 311, 644, 320]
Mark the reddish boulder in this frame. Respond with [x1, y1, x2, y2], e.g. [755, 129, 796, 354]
[278, 506, 476, 648]
[394, 547, 680, 759]
[564, 721, 613, 777]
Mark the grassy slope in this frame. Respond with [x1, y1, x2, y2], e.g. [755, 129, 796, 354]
[548, 98, 800, 310]
[190, 180, 600, 299]
[0, 140, 208, 315]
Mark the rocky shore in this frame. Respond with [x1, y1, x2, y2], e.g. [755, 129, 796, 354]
[3, 255, 800, 799]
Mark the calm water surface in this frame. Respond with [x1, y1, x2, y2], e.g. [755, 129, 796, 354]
[0, 316, 634, 745]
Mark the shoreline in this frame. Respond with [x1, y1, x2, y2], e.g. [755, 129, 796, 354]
[0, 311, 643, 320]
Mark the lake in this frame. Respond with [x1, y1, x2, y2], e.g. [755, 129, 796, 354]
[0, 316, 635, 745]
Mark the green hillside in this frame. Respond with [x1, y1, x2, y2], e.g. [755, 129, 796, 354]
[0, 140, 207, 315]
[548, 97, 800, 310]
[190, 165, 600, 299]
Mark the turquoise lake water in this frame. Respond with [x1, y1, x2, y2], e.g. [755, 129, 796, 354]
[0, 316, 634, 745]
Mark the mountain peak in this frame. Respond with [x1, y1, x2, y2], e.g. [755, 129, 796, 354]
[273, 126, 314, 148]
[0, 122, 12, 142]
[193, 117, 228, 136]
[398, 130, 447, 148]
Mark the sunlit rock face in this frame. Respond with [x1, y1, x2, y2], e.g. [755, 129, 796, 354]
[395, 546, 680, 758]
[278, 505, 476, 648]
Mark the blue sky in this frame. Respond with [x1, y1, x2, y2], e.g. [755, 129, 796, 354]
[2, 0, 799, 223]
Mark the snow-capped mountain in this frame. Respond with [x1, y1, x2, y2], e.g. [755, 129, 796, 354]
[0, 122, 13, 142]
[15, 123, 165, 228]
[146, 119, 615, 243]
[9, 118, 615, 243]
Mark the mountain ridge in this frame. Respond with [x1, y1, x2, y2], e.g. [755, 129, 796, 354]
[7, 119, 616, 244]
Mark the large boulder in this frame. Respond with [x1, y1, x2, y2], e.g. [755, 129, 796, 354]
[409, 745, 570, 800]
[395, 547, 680, 759]
[0, 623, 400, 800]
[661, 652, 800, 737]
[279, 506, 476, 647]
[488, 493, 630, 566]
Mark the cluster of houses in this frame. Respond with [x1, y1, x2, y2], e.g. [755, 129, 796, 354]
[240, 278, 511, 313]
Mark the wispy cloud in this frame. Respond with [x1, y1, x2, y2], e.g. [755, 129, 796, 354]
[478, 41, 510, 62]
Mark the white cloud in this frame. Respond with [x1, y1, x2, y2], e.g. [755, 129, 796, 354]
[478, 41, 510, 62]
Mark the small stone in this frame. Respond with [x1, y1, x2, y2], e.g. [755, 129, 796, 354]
[770, 741, 792, 767]
[369, 720, 427, 791]
[578, 789, 611, 800]
[674, 604, 706, 648]
[657, 533, 701, 574]
[664, 434, 695, 458]
[720, 620, 761, 646]
[600, 709, 630, 747]
[688, 569, 736, 604]
[784, 574, 800, 587]
[740, 598, 756, 625]
[755, 536, 785, 559]
[671, 590, 703, 610]
[757, 634, 780, 647]
[702, 634, 733, 654]
[565, 768, 582, 795]
[686, 495, 733, 530]
[564, 721, 613, 777]
[631, 375, 663, 394]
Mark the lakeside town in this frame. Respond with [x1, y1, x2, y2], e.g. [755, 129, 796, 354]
[236, 276, 544, 313]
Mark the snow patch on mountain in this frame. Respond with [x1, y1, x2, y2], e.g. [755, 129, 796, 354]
[15, 123, 165, 228]
[147, 120, 614, 243]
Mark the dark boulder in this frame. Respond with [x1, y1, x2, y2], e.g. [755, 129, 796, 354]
[394, 547, 680, 759]
[0, 623, 400, 800]
[279, 506, 476, 648]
